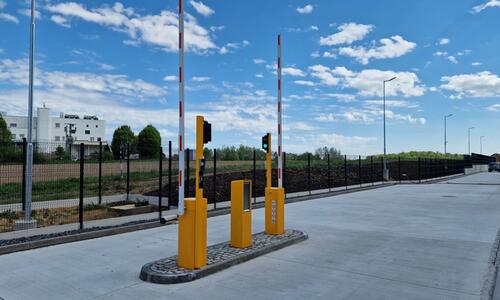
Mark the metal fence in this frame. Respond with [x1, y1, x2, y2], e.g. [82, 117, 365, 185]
[0, 140, 473, 234]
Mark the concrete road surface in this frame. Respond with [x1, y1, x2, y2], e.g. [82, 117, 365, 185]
[1, 172, 500, 300]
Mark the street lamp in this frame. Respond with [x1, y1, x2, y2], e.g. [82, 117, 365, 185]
[383, 76, 397, 181]
[480, 136, 485, 154]
[444, 114, 453, 156]
[468, 127, 475, 155]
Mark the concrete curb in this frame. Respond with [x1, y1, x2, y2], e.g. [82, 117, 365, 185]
[482, 226, 500, 300]
[139, 230, 308, 284]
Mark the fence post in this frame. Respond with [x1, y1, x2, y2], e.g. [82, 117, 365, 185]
[344, 155, 348, 189]
[358, 155, 362, 187]
[158, 146, 163, 220]
[283, 152, 287, 198]
[398, 156, 401, 183]
[381, 156, 384, 185]
[126, 143, 130, 201]
[185, 148, 190, 198]
[253, 150, 256, 204]
[168, 141, 172, 210]
[213, 149, 217, 210]
[307, 153, 311, 195]
[98, 140, 102, 204]
[327, 154, 331, 192]
[79, 143, 84, 230]
[418, 157, 421, 183]
[370, 156, 374, 186]
[22, 138, 27, 211]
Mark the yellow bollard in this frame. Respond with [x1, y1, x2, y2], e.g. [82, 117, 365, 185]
[178, 116, 211, 269]
[265, 187, 285, 235]
[230, 180, 252, 248]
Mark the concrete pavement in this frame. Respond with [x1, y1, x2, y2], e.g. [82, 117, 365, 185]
[0, 172, 499, 299]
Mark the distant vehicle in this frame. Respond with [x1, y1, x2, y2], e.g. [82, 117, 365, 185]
[488, 162, 500, 172]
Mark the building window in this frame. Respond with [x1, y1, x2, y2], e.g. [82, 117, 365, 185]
[55, 136, 60, 142]
[90, 137, 95, 142]
[9, 123, 17, 128]
[86, 124, 89, 128]
[55, 123, 60, 128]
[96, 125, 98, 128]
[85, 130, 90, 135]
[11, 134, 16, 140]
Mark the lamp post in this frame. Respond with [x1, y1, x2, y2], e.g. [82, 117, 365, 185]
[444, 114, 453, 155]
[480, 136, 485, 154]
[383, 76, 397, 181]
[468, 127, 475, 155]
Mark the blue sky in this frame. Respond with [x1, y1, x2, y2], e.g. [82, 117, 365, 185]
[1, 0, 499, 155]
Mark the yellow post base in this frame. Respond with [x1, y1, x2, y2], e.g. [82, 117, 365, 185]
[178, 197, 207, 269]
[265, 187, 285, 235]
[231, 180, 252, 248]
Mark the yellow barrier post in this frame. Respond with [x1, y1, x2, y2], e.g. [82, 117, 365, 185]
[231, 180, 252, 248]
[178, 116, 211, 269]
[262, 133, 285, 235]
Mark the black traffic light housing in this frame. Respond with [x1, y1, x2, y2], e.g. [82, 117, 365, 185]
[262, 133, 270, 153]
[203, 121, 212, 144]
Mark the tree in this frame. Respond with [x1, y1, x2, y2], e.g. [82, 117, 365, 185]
[137, 125, 161, 159]
[0, 115, 12, 143]
[111, 125, 136, 159]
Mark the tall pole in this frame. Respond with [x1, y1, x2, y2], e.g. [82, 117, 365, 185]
[277, 34, 283, 188]
[468, 127, 474, 155]
[178, 0, 185, 215]
[480, 136, 485, 154]
[444, 114, 453, 155]
[24, 0, 36, 222]
[383, 77, 396, 181]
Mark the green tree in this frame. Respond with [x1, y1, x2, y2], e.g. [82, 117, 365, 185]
[137, 125, 161, 159]
[111, 125, 136, 159]
[0, 115, 12, 143]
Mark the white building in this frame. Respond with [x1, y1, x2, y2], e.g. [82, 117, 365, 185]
[1, 106, 107, 156]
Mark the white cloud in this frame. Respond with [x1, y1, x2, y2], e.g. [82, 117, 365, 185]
[472, 62, 482, 66]
[440, 71, 500, 98]
[99, 63, 115, 71]
[210, 25, 224, 32]
[192, 76, 210, 82]
[447, 55, 458, 64]
[335, 106, 426, 125]
[320, 23, 373, 46]
[434, 51, 448, 56]
[0, 1, 5, 9]
[219, 40, 250, 54]
[310, 51, 320, 58]
[294, 80, 315, 86]
[323, 51, 336, 58]
[487, 104, 500, 112]
[472, 0, 500, 13]
[283, 67, 306, 77]
[0, 12, 19, 24]
[322, 93, 356, 102]
[50, 15, 71, 28]
[17, 8, 42, 19]
[0, 58, 165, 99]
[437, 38, 450, 45]
[308, 64, 425, 97]
[253, 58, 266, 64]
[310, 25, 319, 31]
[339, 35, 416, 64]
[46, 2, 216, 53]
[163, 75, 177, 82]
[296, 4, 313, 14]
[315, 113, 335, 122]
[255, 74, 263, 78]
[363, 100, 419, 109]
[189, 0, 214, 17]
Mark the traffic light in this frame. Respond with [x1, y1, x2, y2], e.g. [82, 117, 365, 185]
[262, 133, 270, 153]
[203, 121, 211, 144]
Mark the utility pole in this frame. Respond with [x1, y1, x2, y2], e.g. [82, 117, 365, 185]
[468, 127, 475, 155]
[480, 136, 485, 154]
[444, 114, 453, 155]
